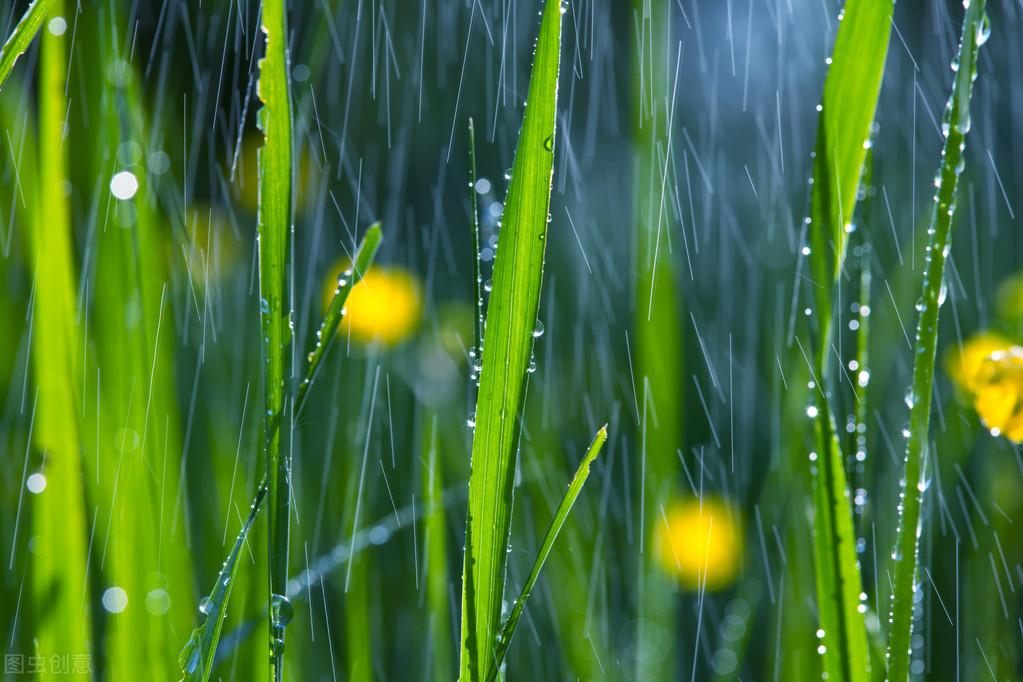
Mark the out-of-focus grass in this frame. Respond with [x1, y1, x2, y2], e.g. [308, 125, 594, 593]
[25, 0, 92, 674]
[74, 3, 195, 677]
[631, 0, 684, 676]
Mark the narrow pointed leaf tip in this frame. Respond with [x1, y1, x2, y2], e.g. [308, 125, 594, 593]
[486, 426, 608, 682]
[0, 0, 54, 90]
[179, 483, 268, 682]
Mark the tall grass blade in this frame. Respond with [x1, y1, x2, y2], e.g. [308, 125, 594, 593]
[24, 0, 92, 673]
[458, 0, 563, 678]
[485, 426, 608, 682]
[179, 484, 268, 682]
[256, 0, 294, 678]
[805, 2, 892, 681]
[0, 0, 52, 90]
[886, 4, 988, 679]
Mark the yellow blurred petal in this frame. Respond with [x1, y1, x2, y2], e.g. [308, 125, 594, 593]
[322, 263, 422, 346]
[972, 346, 1023, 442]
[653, 497, 742, 591]
[946, 332, 1012, 395]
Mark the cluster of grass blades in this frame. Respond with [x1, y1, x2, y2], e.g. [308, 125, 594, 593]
[886, 2, 989, 679]
[179, 223, 382, 682]
[457, 1, 608, 680]
[175, 3, 383, 667]
[803, 1, 893, 680]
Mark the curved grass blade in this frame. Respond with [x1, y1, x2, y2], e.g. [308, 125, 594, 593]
[804, 2, 892, 681]
[0, 0, 52, 90]
[458, 0, 563, 679]
[255, 0, 294, 678]
[886, 4, 988, 680]
[179, 484, 269, 682]
[485, 426, 608, 682]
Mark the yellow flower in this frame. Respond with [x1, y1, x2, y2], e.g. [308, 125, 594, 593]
[654, 497, 741, 591]
[323, 263, 422, 346]
[946, 332, 1012, 394]
[973, 347, 1023, 441]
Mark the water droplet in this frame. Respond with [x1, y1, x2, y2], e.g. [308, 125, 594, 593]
[270, 593, 294, 628]
[543, 135, 554, 152]
[532, 321, 545, 338]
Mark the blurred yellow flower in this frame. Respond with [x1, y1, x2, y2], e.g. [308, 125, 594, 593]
[946, 332, 1012, 394]
[973, 347, 1023, 441]
[323, 263, 422, 346]
[654, 497, 741, 591]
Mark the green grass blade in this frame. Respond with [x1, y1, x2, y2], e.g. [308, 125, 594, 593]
[25, 0, 92, 673]
[485, 426, 608, 682]
[804, 2, 892, 681]
[886, 4, 988, 680]
[256, 0, 294, 678]
[179, 484, 268, 682]
[297, 223, 382, 414]
[457, 0, 562, 678]
[0, 0, 52, 90]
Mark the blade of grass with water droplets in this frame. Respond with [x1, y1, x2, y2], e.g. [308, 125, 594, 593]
[458, 0, 563, 679]
[886, 4, 988, 680]
[256, 0, 294, 678]
[297, 223, 381, 414]
[804, 2, 892, 681]
[485, 426, 607, 682]
[0, 0, 53, 90]
[179, 484, 268, 682]
[174, 218, 381, 677]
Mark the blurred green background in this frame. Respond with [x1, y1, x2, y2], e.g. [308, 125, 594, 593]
[2, 0, 1023, 679]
